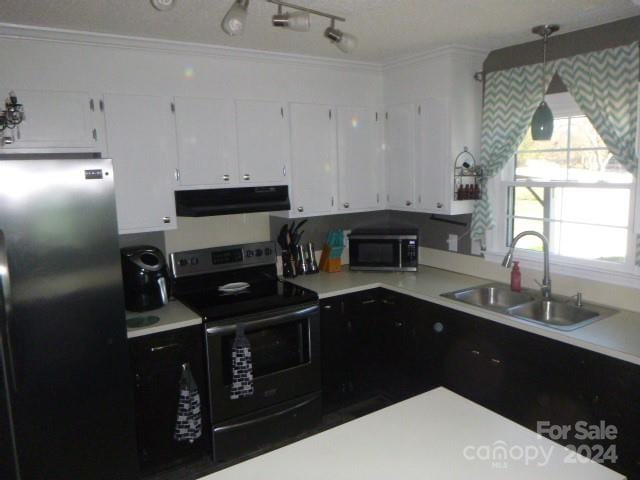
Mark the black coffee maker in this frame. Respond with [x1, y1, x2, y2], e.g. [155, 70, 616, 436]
[121, 245, 170, 312]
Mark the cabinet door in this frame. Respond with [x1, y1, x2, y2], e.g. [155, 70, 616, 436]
[319, 297, 347, 413]
[103, 94, 177, 233]
[130, 326, 208, 473]
[385, 104, 416, 209]
[1, 89, 100, 150]
[235, 99, 288, 185]
[417, 98, 450, 213]
[289, 103, 337, 215]
[174, 97, 237, 187]
[337, 106, 381, 211]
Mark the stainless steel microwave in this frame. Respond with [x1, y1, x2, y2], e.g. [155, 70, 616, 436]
[348, 228, 419, 272]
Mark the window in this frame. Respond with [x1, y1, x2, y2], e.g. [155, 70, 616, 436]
[495, 93, 636, 270]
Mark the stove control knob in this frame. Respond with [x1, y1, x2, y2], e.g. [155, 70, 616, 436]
[190, 257, 199, 266]
[255, 249, 263, 257]
[264, 247, 273, 256]
[179, 259, 189, 267]
[246, 250, 254, 258]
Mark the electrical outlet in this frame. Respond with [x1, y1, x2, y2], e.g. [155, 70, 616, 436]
[447, 234, 458, 252]
[343, 229, 351, 246]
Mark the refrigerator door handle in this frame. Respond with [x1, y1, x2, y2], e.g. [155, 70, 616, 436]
[0, 229, 17, 392]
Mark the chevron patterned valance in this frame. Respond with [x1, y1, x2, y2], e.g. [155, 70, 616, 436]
[471, 41, 640, 244]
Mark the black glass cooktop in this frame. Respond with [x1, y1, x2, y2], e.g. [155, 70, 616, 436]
[173, 266, 318, 322]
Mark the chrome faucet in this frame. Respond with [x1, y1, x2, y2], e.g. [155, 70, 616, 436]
[502, 231, 552, 299]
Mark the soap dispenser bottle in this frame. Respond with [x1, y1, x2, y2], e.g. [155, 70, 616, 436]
[510, 261, 522, 292]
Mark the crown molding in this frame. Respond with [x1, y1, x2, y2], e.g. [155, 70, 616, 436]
[0, 23, 383, 73]
[382, 44, 489, 70]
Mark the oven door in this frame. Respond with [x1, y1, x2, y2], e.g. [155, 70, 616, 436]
[206, 303, 320, 422]
[349, 237, 401, 270]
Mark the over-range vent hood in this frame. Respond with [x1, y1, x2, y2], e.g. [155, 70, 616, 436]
[175, 185, 290, 217]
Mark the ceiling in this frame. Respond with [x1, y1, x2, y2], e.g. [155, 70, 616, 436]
[1, 0, 639, 62]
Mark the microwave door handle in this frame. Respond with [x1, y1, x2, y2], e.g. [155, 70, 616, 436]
[157, 276, 169, 306]
[0, 230, 17, 393]
[206, 304, 319, 336]
[399, 239, 403, 269]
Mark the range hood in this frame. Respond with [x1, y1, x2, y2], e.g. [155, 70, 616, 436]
[175, 185, 290, 217]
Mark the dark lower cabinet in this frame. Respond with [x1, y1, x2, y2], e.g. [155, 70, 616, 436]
[319, 288, 640, 479]
[129, 325, 210, 474]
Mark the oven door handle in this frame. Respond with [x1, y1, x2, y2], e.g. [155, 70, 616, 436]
[206, 304, 319, 336]
[213, 394, 319, 434]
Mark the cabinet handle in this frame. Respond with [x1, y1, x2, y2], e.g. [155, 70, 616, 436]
[405, 200, 412, 206]
[297, 206, 304, 213]
[437, 202, 443, 209]
[150, 343, 180, 353]
[243, 174, 251, 181]
[361, 299, 376, 305]
[381, 299, 395, 305]
[92, 129, 97, 141]
[471, 350, 480, 356]
[223, 174, 230, 181]
[331, 196, 334, 207]
[175, 168, 181, 181]
[322, 304, 332, 310]
[89, 99, 95, 112]
[343, 202, 350, 208]
[377, 193, 380, 203]
[490, 358, 501, 365]
[163, 216, 171, 224]
[394, 321, 404, 328]
[282, 166, 287, 177]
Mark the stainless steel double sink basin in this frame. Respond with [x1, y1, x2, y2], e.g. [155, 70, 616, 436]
[441, 284, 617, 331]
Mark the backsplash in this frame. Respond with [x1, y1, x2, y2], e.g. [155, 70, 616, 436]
[269, 211, 476, 256]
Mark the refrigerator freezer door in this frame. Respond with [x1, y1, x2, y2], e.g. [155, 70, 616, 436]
[0, 159, 138, 479]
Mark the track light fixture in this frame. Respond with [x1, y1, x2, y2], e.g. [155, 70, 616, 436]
[219, 0, 358, 53]
[324, 19, 357, 54]
[272, 5, 311, 32]
[221, 0, 250, 37]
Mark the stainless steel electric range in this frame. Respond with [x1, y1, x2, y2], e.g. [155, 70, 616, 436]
[170, 242, 321, 464]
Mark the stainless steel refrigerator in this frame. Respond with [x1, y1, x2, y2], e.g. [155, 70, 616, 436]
[0, 158, 138, 479]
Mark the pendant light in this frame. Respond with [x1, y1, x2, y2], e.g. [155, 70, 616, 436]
[530, 24, 559, 141]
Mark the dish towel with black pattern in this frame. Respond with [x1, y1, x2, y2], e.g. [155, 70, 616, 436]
[174, 363, 202, 443]
[230, 324, 254, 400]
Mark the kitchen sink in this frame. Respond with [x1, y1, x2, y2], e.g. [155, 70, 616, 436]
[443, 285, 534, 309]
[441, 283, 616, 331]
[506, 300, 602, 331]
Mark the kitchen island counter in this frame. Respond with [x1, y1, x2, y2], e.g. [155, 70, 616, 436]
[202, 387, 623, 480]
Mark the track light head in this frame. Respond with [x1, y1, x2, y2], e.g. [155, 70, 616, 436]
[221, 0, 250, 37]
[324, 24, 357, 53]
[150, 0, 175, 11]
[272, 10, 311, 32]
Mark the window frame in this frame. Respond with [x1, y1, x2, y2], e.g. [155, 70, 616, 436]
[483, 90, 640, 288]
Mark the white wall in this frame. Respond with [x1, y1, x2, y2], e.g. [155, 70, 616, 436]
[0, 27, 384, 254]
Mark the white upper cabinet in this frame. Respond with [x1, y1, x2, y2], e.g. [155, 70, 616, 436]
[103, 94, 177, 234]
[173, 96, 238, 188]
[235, 99, 289, 185]
[289, 103, 337, 216]
[337, 106, 382, 211]
[416, 98, 449, 213]
[385, 103, 417, 210]
[0, 89, 103, 151]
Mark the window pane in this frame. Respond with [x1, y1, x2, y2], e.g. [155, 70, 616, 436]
[520, 117, 569, 151]
[512, 218, 545, 251]
[550, 188, 630, 227]
[515, 151, 567, 181]
[568, 151, 633, 183]
[554, 222, 627, 263]
[512, 186, 544, 219]
[569, 116, 607, 149]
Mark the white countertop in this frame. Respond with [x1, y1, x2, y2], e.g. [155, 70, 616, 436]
[202, 387, 623, 480]
[287, 267, 640, 367]
[126, 300, 202, 338]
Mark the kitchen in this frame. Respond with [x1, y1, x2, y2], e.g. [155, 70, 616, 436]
[1, 1, 640, 479]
